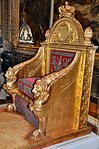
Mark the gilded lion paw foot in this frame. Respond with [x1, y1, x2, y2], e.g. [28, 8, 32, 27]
[7, 103, 16, 112]
[33, 129, 44, 138]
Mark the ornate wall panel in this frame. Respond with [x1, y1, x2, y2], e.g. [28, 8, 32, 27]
[1, 0, 19, 46]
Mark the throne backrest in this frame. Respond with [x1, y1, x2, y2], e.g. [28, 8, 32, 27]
[41, 2, 85, 75]
[49, 49, 75, 73]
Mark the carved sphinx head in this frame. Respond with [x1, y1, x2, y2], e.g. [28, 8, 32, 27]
[32, 79, 50, 104]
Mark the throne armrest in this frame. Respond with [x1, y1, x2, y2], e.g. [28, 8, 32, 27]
[4, 47, 44, 90]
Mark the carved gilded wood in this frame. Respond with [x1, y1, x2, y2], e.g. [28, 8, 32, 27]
[3, 2, 96, 147]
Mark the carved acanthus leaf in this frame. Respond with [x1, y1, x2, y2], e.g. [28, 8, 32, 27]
[5, 67, 17, 89]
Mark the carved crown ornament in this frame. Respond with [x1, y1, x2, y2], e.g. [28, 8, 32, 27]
[44, 2, 78, 44]
[58, 2, 75, 18]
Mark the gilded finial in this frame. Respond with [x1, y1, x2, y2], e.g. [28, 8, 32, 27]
[84, 27, 93, 46]
[45, 29, 50, 44]
[58, 2, 75, 18]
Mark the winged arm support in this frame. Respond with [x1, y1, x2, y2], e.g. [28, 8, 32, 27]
[4, 47, 45, 90]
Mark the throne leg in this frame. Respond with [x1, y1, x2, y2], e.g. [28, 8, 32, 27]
[29, 103, 46, 138]
[7, 94, 16, 112]
[32, 111, 46, 138]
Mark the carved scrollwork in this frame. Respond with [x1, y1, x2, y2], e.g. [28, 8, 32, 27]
[5, 67, 17, 89]
[79, 49, 96, 129]
[50, 21, 78, 43]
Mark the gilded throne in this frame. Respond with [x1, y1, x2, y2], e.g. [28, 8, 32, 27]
[4, 2, 96, 147]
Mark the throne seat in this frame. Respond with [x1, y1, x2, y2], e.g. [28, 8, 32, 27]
[16, 78, 39, 127]
[18, 78, 39, 99]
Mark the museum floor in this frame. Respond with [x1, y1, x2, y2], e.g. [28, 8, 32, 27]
[0, 105, 36, 149]
[0, 104, 99, 149]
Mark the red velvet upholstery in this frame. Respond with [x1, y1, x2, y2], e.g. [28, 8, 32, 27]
[15, 95, 38, 128]
[50, 50, 75, 73]
[18, 78, 39, 99]
[16, 78, 39, 126]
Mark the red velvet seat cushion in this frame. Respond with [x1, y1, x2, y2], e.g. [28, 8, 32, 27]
[18, 78, 38, 99]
